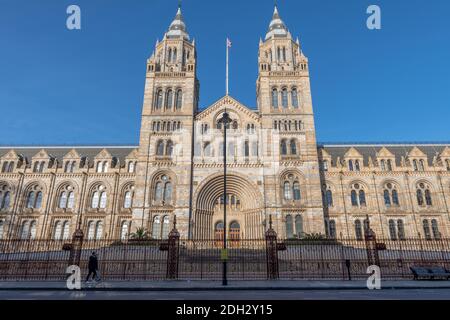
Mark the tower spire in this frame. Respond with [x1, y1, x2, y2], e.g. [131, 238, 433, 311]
[265, 5, 289, 40]
[165, 4, 190, 40]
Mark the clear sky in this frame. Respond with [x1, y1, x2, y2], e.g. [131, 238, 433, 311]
[0, 0, 449, 145]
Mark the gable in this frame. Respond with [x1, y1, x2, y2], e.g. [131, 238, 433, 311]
[94, 148, 113, 160]
[376, 147, 394, 158]
[1, 149, 18, 160]
[196, 95, 259, 122]
[63, 149, 81, 160]
[344, 147, 362, 158]
[407, 146, 426, 158]
[32, 149, 50, 160]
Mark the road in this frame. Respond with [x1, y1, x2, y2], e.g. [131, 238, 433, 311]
[1, 289, 450, 300]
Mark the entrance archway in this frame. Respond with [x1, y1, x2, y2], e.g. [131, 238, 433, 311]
[192, 173, 264, 240]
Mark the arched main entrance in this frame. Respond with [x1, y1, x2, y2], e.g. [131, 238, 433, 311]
[193, 173, 264, 240]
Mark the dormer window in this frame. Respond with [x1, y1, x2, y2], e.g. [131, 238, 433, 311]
[64, 161, 77, 173]
[96, 161, 109, 173]
[413, 159, 425, 172]
[127, 161, 136, 173]
[33, 161, 45, 173]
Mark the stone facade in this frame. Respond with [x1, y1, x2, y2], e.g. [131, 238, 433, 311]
[0, 7, 449, 241]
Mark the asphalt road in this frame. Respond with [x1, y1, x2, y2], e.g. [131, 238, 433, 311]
[1, 289, 450, 300]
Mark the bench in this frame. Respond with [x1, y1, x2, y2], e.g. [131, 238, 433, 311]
[410, 266, 450, 280]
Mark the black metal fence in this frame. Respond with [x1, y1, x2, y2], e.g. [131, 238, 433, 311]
[1, 238, 450, 281]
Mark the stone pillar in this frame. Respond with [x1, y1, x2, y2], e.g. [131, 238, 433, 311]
[166, 216, 180, 279]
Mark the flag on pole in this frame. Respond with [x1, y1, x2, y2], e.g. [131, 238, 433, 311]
[227, 38, 232, 48]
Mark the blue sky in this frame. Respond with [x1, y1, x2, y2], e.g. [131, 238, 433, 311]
[0, 0, 449, 145]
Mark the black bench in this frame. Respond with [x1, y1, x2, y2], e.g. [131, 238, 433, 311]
[410, 266, 450, 280]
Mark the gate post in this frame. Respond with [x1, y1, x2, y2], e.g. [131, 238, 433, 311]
[364, 227, 380, 267]
[265, 215, 279, 280]
[68, 228, 84, 267]
[166, 216, 180, 279]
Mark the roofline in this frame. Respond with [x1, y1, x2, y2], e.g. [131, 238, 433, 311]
[0, 145, 138, 149]
[318, 142, 450, 147]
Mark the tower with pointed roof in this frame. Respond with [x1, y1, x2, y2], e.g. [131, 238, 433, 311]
[257, 6, 325, 235]
[132, 6, 199, 234]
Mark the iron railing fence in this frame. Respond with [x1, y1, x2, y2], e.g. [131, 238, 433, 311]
[1, 238, 450, 281]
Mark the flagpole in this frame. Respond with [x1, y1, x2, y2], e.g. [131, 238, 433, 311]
[226, 38, 229, 96]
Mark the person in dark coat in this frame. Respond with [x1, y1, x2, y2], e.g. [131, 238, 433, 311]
[86, 252, 99, 282]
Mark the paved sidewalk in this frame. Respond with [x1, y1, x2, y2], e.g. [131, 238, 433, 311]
[1, 280, 450, 291]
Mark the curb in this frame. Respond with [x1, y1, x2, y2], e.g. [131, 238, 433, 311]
[2, 285, 450, 291]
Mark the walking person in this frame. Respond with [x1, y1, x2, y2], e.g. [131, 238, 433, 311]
[86, 251, 99, 282]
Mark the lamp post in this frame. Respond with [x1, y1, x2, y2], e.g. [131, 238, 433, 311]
[218, 111, 231, 286]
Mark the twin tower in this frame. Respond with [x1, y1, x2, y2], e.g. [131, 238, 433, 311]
[132, 5, 324, 240]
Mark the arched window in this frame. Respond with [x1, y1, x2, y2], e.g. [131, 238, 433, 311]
[156, 140, 165, 156]
[397, 219, 405, 240]
[124, 191, 133, 209]
[431, 219, 440, 239]
[244, 141, 249, 157]
[29, 220, 37, 239]
[359, 190, 366, 206]
[419, 159, 425, 171]
[91, 191, 99, 209]
[26, 186, 43, 209]
[383, 189, 391, 207]
[121, 221, 129, 240]
[58, 185, 75, 209]
[20, 220, 30, 239]
[389, 220, 397, 240]
[348, 160, 354, 171]
[172, 48, 177, 63]
[155, 89, 163, 110]
[166, 140, 174, 156]
[290, 139, 297, 155]
[62, 221, 70, 240]
[285, 215, 294, 238]
[291, 88, 299, 108]
[162, 216, 170, 239]
[355, 160, 360, 172]
[53, 221, 62, 240]
[96, 161, 103, 173]
[0, 185, 11, 210]
[355, 220, 363, 240]
[423, 219, 431, 240]
[351, 190, 358, 206]
[326, 189, 333, 207]
[95, 221, 103, 240]
[392, 189, 399, 206]
[284, 181, 292, 200]
[295, 215, 303, 237]
[271, 88, 278, 108]
[167, 48, 172, 62]
[128, 161, 135, 173]
[380, 160, 386, 171]
[280, 140, 288, 156]
[293, 182, 301, 200]
[417, 183, 432, 206]
[281, 88, 288, 108]
[99, 192, 107, 209]
[387, 159, 393, 171]
[91, 185, 107, 209]
[152, 216, 161, 239]
[155, 182, 163, 202]
[59, 192, 68, 209]
[203, 142, 212, 157]
[329, 220, 337, 239]
[103, 161, 109, 173]
[163, 182, 172, 203]
[175, 89, 182, 109]
[87, 221, 95, 240]
[165, 89, 173, 109]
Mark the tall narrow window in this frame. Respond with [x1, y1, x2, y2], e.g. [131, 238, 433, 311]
[326, 190, 333, 207]
[291, 88, 299, 108]
[280, 140, 288, 156]
[29, 220, 37, 239]
[53, 221, 62, 240]
[397, 219, 405, 240]
[88, 221, 95, 240]
[392, 189, 399, 206]
[121, 221, 129, 240]
[329, 220, 337, 239]
[156, 140, 165, 156]
[359, 190, 366, 206]
[431, 219, 440, 239]
[281, 88, 288, 108]
[244, 141, 249, 157]
[389, 220, 397, 240]
[59, 192, 68, 209]
[423, 219, 431, 240]
[161, 216, 170, 239]
[295, 215, 303, 237]
[152, 216, 161, 239]
[271, 89, 278, 108]
[175, 89, 182, 109]
[91, 191, 99, 209]
[290, 139, 297, 155]
[384, 189, 391, 207]
[155, 90, 163, 110]
[416, 189, 424, 206]
[285, 215, 294, 239]
[348, 160, 354, 171]
[351, 190, 358, 206]
[284, 182, 292, 200]
[355, 160, 360, 172]
[124, 191, 132, 209]
[163, 182, 172, 203]
[128, 161, 135, 173]
[99, 192, 107, 209]
[166, 140, 174, 156]
[425, 189, 432, 206]
[155, 182, 163, 202]
[62, 221, 70, 239]
[355, 220, 363, 240]
[95, 221, 103, 239]
[165, 89, 173, 109]
[0, 220, 4, 239]
[293, 182, 301, 200]
[96, 161, 103, 173]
